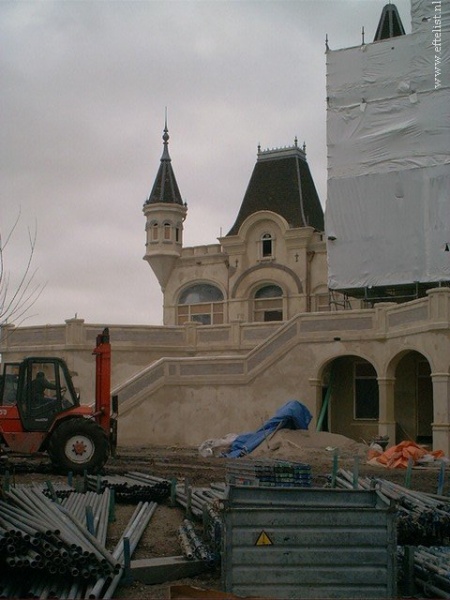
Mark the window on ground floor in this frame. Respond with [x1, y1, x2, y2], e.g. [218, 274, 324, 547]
[354, 361, 379, 419]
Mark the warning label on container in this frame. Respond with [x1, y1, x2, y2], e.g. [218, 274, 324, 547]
[255, 530, 273, 546]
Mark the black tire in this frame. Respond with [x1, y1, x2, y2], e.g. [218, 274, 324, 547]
[48, 418, 110, 474]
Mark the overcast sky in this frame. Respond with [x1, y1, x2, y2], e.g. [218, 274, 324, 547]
[1, 0, 411, 327]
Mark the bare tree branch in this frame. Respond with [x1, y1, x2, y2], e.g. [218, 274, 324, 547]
[0, 213, 47, 327]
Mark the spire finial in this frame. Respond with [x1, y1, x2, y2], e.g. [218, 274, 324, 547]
[294, 136, 298, 147]
[162, 108, 170, 160]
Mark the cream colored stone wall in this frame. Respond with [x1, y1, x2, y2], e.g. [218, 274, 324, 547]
[161, 212, 329, 326]
[0, 318, 280, 404]
[113, 289, 450, 453]
[2, 289, 449, 454]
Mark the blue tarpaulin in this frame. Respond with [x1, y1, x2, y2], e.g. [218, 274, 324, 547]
[225, 400, 312, 458]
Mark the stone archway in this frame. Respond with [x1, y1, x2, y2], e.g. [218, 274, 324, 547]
[318, 355, 380, 444]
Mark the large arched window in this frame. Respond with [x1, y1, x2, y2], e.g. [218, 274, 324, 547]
[177, 284, 224, 325]
[253, 284, 283, 322]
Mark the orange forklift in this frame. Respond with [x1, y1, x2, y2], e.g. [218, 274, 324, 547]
[0, 328, 117, 474]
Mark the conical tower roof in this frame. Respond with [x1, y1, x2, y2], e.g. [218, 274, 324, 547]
[145, 120, 184, 206]
[374, 4, 405, 41]
[227, 141, 324, 236]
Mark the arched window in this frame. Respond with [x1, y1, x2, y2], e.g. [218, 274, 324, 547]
[151, 222, 158, 241]
[261, 233, 274, 258]
[177, 284, 224, 325]
[253, 284, 283, 322]
[163, 222, 171, 240]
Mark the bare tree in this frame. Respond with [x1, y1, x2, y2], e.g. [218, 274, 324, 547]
[0, 211, 46, 327]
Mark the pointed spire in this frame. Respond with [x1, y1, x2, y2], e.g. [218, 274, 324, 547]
[145, 114, 184, 206]
[374, 4, 405, 41]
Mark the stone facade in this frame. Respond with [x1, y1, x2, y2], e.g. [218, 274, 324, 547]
[2, 288, 450, 454]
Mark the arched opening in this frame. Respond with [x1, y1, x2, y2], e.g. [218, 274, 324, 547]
[177, 283, 224, 325]
[253, 284, 283, 322]
[394, 351, 433, 445]
[318, 356, 379, 443]
[261, 232, 274, 258]
[163, 222, 172, 241]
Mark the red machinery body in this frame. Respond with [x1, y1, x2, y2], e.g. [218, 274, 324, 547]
[0, 328, 117, 473]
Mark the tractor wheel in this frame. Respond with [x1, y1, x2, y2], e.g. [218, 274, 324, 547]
[48, 418, 110, 474]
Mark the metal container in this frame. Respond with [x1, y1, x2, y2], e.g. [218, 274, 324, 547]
[222, 486, 397, 599]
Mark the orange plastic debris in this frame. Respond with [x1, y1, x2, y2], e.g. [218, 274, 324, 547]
[368, 440, 445, 469]
[432, 449, 445, 459]
[367, 447, 382, 461]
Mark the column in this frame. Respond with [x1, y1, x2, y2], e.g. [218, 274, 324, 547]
[309, 377, 325, 431]
[377, 377, 396, 444]
[431, 372, 450, 455]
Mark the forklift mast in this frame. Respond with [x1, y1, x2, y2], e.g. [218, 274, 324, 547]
[93, 327, 111, 433]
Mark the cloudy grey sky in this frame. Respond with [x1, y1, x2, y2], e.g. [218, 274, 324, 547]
[1, 0, 411, 327]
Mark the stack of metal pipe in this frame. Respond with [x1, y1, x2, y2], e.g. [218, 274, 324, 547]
[398, 546, 450, 599]
[84, 472, 171, 503]
[62, 488, 112, 546]
[175, 481, 226, 519]
[0, 486, 119, 579]
[0, 484, 156, 599]
[86, 500, 157, 599]
[226, 458, 312, 487]
[202, 501, 223, 554]
[335, 469, 450, 545]
[178, 518, 216, 567]
[335, 468, 450, 598]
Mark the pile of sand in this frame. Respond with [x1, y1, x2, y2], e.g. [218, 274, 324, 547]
[249, 429, 368, 464]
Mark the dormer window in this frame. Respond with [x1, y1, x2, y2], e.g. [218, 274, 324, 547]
[261, 233, 274, 258]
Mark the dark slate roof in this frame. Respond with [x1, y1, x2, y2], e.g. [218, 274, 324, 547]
[374, 4, 405, 41]
[144, 123, 184, 206]
[227, 142, 324, 236]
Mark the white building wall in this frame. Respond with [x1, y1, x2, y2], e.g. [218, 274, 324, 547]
[325, 0, 450, 290]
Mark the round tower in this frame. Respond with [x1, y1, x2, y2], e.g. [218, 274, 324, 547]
[143, 120, 187, 291]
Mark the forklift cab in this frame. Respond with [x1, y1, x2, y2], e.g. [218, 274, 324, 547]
[0, 358, 80, 431]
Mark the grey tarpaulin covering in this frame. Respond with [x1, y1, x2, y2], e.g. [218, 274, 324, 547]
[325, 0, 450, 290]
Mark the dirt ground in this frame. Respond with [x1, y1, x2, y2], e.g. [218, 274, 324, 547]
[3, 430, 448, 599]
